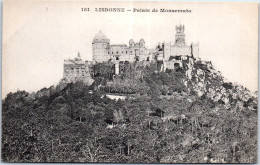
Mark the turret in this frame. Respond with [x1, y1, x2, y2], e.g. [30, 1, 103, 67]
[129, 39, 135, 48]
[175, 24, 186, 47]
[139, 39, 145, 48]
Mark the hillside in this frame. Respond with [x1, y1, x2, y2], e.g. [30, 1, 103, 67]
[2, 61, 257, 163]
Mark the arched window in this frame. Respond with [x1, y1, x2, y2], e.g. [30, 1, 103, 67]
[174, 63, 180, 68]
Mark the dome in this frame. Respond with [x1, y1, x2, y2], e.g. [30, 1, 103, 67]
[129, 39, 134, 43]
[140, 38, 145, 43]
[93, 31, 109, 43]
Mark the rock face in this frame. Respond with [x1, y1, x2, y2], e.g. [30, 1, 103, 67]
[183, 59, 257, 110]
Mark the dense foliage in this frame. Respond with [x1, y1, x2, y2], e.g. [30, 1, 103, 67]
[2, 63, 257, 163]
[95, 62, 188, 95]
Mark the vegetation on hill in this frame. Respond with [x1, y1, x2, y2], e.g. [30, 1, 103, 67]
[2, 61, 257, 163]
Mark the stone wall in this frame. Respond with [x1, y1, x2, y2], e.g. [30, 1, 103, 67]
[92, 43, 110, 62]
[62, 54, 93, 85]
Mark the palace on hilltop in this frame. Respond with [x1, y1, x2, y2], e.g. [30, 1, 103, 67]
[61, 25, 201, 83]
[92, 25, 199, 63]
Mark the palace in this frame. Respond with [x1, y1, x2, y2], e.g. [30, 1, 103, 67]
[92, 24, 199, 70]
[92, 31, 152, 63]
[162, 25, 199, 60]
[61, 52, 93, 85]
[157, 25, 199, 70]
[62, 24, 200, 83]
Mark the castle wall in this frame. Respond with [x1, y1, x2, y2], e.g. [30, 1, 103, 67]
[93, 45, 150, 63]
[63, 56, 93, 85]
[109, 45, 135, 62]
[163, 43, 171, 60]
[139, 48, 150, 61]
[170, 45, 191, 57]
[64, 64, 87, 82]
[163, 44, 192, 61]
[163, 60, 183, 71]
[191, 43, 199, 59]
[157, 51, 164, 61]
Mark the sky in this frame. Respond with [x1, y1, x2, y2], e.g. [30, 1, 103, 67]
[2, 0, 258, 98]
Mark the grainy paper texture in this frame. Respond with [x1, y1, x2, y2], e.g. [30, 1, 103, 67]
[2, 0, 258, 163]
[3, 1, 258, 96]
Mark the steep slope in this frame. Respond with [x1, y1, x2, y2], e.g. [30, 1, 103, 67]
[2, 61, 257, 163]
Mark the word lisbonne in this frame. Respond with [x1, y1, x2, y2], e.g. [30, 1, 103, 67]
[95, 8, 125, 12]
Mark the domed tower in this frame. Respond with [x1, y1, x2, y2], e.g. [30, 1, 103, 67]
[139, 38, 145, 48]
[92, 31, 110, 62]
[129, 39, 135, 48]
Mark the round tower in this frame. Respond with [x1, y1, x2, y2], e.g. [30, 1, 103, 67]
[92, 31, 110, 62]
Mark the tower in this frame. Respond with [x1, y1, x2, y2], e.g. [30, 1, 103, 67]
[92, 31, 110, 62]
[139, 39, 145, 48]
[129, 39, 135, 48]
[175, 25, 185, 47]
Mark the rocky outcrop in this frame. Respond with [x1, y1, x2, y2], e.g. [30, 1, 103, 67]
[183, 60, 257, 111]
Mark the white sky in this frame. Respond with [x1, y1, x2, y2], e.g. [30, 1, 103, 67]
[2, 1, 258, 97]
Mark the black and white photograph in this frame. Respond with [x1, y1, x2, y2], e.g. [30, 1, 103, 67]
[2, 0, 258, 163]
